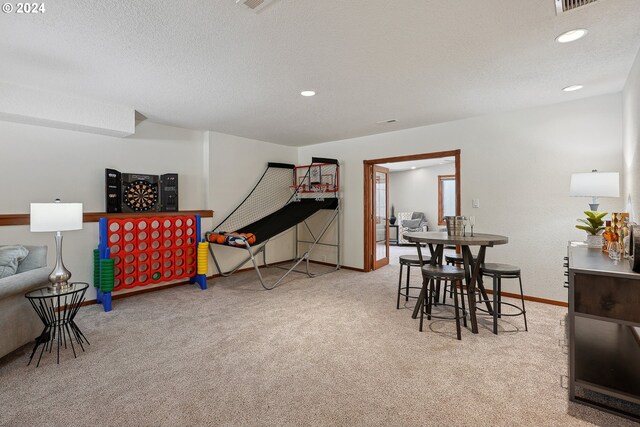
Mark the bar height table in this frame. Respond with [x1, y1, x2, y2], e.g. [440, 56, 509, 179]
[404, 232, 508, 334]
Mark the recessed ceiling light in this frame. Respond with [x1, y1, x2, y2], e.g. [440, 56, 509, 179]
[563, 85, 584, 92]
[411, 166, 416, 170]
[556, 29, 588, 43]
[300, 90, 316, 97]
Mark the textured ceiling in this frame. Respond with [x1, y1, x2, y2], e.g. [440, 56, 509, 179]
[1, 0, 639, 146]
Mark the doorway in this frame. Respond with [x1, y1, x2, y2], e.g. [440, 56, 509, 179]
[372, 165, 390, 269]
[363, 149, 461, 272]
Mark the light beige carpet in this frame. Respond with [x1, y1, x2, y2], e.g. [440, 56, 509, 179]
[0, 264, 635, 427]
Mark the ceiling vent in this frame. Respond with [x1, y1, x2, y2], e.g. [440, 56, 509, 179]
[555, 0, 598, 14]
[236, 0, 276, 13]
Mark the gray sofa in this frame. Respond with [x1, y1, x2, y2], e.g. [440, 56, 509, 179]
[0, 245, 49, 359]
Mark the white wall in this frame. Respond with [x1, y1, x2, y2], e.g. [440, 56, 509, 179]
[0, 120, 209, 301]
[389, 163, 455, 228]
[206, 131, 298, 272]
[0, 120, 304, 301]
[0, 82, 135, 137]
[623, 48, 640, 220]
[299, 94, 624, 302]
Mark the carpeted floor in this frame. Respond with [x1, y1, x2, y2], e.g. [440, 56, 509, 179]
[0, 263, 635, 427]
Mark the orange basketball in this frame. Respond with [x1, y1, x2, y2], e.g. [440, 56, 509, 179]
[216, 234, 226, 244]
[245, 233, 256, 245]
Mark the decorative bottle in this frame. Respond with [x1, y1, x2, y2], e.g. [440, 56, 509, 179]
[602, 221, 615, 253]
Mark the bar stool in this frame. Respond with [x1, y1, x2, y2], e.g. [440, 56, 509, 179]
[396, 255, 430, 309]
[441, 253, 477, 306]
[477, 263, 528, 335]
[420, 264, 466, 340]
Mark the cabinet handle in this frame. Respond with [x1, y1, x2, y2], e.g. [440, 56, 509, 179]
[601, 298, 616, 310]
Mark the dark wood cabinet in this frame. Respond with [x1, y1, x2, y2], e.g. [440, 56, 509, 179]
[568, 244, 640, 421]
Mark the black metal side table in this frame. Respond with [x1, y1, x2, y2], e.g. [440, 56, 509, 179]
[25, 282, 89, 367]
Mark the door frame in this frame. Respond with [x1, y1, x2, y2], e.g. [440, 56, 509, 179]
[371, 165, 390, 270]
[363, 149, 461, 272]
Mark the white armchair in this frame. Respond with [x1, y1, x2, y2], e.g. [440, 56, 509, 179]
[397, 212, 428, 244]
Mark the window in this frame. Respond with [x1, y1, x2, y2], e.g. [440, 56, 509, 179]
[438, 175, 456, 225]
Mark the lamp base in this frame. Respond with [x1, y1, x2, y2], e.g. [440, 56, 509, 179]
[47, 281, 71, 294]
[589, 203, 600, 211]
[48, 231, 72, 294]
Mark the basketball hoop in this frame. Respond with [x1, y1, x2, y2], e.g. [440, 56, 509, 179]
[289, 185, 302, 202]
[310, 184, 327, 201]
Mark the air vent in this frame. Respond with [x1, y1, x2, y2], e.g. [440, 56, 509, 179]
[236, 0, 276, 13]
[555, 0, 598, 14]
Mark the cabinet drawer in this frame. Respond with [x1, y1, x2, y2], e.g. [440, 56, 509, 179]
[574, 273, 640, 323]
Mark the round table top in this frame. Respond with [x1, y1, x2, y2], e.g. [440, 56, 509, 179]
[403, 231, 508, 246]
[25, 282, 89, 299]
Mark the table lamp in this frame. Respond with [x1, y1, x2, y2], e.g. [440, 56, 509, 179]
[569, 170, 620, 211]
[30, 200, 83, 293]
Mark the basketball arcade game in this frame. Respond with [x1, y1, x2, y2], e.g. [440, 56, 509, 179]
[206, 157, 341, 290]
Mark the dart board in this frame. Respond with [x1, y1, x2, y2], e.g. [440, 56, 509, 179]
[123, 179, 159, 212]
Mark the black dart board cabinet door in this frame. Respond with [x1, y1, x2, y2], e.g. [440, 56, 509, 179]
[105, 168, 122, 213]
[160, 173, 179, 212]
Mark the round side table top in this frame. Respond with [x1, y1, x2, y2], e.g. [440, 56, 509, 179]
[26, 282, 89, 299]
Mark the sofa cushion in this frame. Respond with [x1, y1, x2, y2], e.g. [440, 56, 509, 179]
[0, 245, 29, 279]
[16, 245, 47, 273]
[402, 219, 422, 229]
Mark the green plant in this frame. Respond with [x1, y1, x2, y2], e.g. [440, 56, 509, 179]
[576, 211, 607, 235]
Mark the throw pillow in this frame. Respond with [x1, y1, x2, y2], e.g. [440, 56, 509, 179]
[0, 245, 29, 279]
[402, 219, 422, 229]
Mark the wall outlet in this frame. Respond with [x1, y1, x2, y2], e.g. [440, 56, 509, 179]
[472, 198, 480, 208]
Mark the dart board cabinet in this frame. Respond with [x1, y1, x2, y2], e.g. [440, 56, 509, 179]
[105, 169, 179, 213]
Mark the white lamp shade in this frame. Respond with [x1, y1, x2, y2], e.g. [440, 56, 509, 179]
[569, 172, 620, 198]
[30, 203, 84, 232]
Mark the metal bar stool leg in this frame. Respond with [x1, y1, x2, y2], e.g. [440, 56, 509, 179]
[441, 261, 450, 305]
[419, 279, 430, 332]
[447, 260, 454, 301]
[519, 275, 528, 331]
[498, 277, 502, 319]
[396, 264, 404, 309]
[453, 278, 462, 340]
[458, 280, 467, 328]
[406, 264, 411, 302]
[492, 275, 499, 335]
[427, 278, 435, 321]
